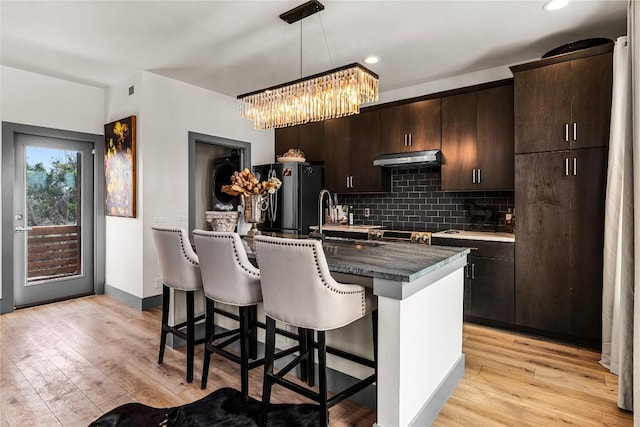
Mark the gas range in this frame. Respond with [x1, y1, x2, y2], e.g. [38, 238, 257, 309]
[368, 229, 432, 244]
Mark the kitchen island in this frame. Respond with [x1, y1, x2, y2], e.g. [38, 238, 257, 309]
[246, 235, 470, 427]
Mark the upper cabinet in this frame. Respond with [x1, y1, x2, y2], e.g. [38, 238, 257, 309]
[441, 82, 514, 191]
[512, 49, 612, 154]
[379, 98, 441, 153]
[275, 121, 324, 163]
[324, 111, 390, 194]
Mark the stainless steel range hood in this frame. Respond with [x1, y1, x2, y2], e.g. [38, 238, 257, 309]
[373, 149, 441, 167]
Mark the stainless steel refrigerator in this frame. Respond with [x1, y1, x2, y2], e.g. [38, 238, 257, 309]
[253, 162, 323, 234]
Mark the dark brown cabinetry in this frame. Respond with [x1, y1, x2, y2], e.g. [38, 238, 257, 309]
[379, 98, 441, 153]
[324, 111, 390, 194]
[275, 121, 324, 163]
[514, 148, 607, 343]
[441, 83, 514, 191]
[431, 237, 515, 325]
[513, 49, 612, 154]
[512, 43, 612, 346]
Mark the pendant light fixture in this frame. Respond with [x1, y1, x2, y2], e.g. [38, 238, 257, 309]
[237, 0, 379, 130]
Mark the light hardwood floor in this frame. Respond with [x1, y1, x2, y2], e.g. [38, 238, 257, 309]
[0, 295, 632, 426]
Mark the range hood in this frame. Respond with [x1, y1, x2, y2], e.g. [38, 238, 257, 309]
[373, 149, 441, 167]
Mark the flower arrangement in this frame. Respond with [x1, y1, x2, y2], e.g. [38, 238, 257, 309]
[221, 168, 282, 196]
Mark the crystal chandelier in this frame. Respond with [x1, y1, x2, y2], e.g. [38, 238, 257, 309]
[237, 1, 379, 130]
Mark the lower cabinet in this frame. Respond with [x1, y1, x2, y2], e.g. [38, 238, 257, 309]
[431, 237, 515, 325]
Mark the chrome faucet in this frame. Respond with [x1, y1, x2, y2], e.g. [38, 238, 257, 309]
[310, 189, 333, 240]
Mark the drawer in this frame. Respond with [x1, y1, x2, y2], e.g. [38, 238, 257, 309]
[431, 237, 514, 260]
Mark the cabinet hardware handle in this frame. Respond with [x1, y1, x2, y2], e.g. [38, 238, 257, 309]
[565, 158, 569, 176]
[471, 263, 476, 280]
[350, 176, 354, 188]
[404, 134, 408, 146]
[346, 176, 349, 188]
[477, 168, 481, 184]
[472, 169, 476, 184]
[573, 123, 577, 141]
[565, 124, 569, 142]
[573, 158, 577, 176]
[409, 133, 412, 146]
[465, 263, 469, 279]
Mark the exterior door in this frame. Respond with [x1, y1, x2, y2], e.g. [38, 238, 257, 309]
[13, 134, 94, 307]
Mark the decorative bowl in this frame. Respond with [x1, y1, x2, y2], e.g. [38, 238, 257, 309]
[205, 211, 240, 232]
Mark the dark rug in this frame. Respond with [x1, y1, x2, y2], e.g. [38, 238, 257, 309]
[89, 387, 321, 427]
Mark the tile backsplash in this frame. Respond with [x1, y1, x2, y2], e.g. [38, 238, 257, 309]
[338, 167, 514, 232]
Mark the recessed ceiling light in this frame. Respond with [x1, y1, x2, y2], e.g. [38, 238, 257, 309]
[543, 0, 569, 11]
[364, 55, 380, 65]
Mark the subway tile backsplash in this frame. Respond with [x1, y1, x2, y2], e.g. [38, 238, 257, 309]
[338, 167, 514, 232]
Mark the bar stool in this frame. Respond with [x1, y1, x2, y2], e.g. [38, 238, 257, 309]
[151, 226, 205, 383]
[254, 235, 378, 427]
[192, 230, 264, 409]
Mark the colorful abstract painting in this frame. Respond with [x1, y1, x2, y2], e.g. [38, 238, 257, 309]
[104, 116, 136, 217]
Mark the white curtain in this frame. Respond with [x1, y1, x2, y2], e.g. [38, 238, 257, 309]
[601, 0, 638, 418]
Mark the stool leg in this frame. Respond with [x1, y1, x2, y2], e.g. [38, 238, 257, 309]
[186, 290, 195, 383]
[372, 309, 378, 376]
[249, 305, 258, 360]
[201, 298, 214, 389]
[298, 327, 308, 383]
[261, 316, 277, 426]
[239, 306, 250, 411]
[318, 330, 329, 427]
[306, 329, 315, 387]
[158, 285, 170, 364]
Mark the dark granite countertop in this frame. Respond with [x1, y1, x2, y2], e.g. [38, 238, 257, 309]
[244, 233, 470, 283]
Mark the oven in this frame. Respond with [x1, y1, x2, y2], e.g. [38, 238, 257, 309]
[368, 229, 432, 244]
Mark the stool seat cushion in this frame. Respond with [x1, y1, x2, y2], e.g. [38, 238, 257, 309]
[193, 230, 262, 307]
[255, 236, 377, 331]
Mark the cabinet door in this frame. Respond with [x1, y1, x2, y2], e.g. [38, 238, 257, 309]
[379, 104, 410, 153]
[323, 117, 352, 193]
[476, 84, 514, 190]
[570, 147, 607, 344]
[468, 256, 515, 323]
[571, 53, 613, 150]
[275, 126, 299, 159]
[514, 61, 571, 154]
[297, 121, 325, 163]
[350, 110, 389, 193]
[409, 98, 441, 151]
[515, 151, 572, 334]
[441, 92, 477, 191]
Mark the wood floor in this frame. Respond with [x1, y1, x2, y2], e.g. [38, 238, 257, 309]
[0, 295, 632, 426]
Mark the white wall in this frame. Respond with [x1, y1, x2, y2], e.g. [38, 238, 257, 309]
[104, 71, 273, 300]
[0, 66, 105, 300]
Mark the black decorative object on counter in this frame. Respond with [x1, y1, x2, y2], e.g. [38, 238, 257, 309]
[464, 200, 495, 231]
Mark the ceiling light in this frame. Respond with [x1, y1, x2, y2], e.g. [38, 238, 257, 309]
[237, 0, 379, 130]
[543, 0, 569, 11]
[364, 55, 380, 64]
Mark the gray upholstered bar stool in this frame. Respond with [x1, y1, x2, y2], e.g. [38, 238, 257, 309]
[151, 226, 205, 383]
[254, 235, 378, 427]
[192, 230, 264, 409]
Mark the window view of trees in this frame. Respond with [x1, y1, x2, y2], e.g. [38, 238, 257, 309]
[26, 152, 79, 226]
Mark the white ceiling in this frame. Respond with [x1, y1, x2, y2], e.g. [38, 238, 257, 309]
[0, 1, 627, 98]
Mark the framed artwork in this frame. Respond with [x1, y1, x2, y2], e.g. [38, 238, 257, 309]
[104, 116, 136, 217]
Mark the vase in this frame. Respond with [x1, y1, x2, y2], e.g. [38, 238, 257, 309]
[242, 194, 268, 237]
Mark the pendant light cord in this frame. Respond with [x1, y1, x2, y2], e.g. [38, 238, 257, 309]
[318, 14, 333, 68]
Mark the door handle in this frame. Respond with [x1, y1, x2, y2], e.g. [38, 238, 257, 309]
[408, 133, 412, 147]
[346, 176, 349, 189]
[565, 124, 570, 142]
[573, 158, 577, 176]
[471, 263, 476, 280]
[565, 158, 570, 176]
[349, 176, 354, 188]
[477, 168, 481, 184]
[15, 226, 33, 232]
[472, 168, 476, 184]
[573, 123, 577, 141]
[404, 134, 408, 146]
